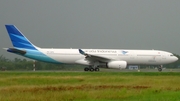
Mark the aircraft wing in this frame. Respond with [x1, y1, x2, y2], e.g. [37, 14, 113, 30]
[79, 49, 112, 62]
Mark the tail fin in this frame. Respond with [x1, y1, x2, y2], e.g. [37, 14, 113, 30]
[5, 25, 37, 50]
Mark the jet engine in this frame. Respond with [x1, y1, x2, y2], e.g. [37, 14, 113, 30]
[107, 61, 127, 69]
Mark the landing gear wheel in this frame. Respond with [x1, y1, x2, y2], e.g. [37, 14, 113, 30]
[84, 66, 100, 72]
[158, 67, 162, 72]
[84, 67, 89, 71]
[95, 68, 100, 71]
[90, 68, 95, 72]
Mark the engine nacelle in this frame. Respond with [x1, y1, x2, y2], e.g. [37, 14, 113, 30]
[107, 61, 127, 69]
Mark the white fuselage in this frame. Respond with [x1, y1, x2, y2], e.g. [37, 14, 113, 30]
[36, 48, 178, 66]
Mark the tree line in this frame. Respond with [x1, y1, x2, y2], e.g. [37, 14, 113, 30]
[0, 54, 180, 71]
[0, 55, 83, 71]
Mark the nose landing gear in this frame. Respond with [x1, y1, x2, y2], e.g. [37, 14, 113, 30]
[158, 67, 162, 72]
[158, 65, 163, 72]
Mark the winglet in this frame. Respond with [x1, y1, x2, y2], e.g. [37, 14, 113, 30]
[78, 49, 90, 57]
[79, 49, 85, 55]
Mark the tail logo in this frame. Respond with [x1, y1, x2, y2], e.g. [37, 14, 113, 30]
[5, 25, 37, 50]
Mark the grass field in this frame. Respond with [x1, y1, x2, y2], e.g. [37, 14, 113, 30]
[0, 71, 180, 101]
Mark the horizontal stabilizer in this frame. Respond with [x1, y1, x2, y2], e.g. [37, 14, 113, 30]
[6, 48, 26, 55]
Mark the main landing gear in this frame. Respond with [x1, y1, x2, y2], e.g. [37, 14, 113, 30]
[84, 67, 100, 72]
[84, 62, 100, 72]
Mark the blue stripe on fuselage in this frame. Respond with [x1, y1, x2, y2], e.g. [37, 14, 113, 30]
[12, 48, 61, 64]
[25, 49, 60, 63]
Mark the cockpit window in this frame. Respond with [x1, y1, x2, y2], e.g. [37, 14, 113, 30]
[170, 54, 174, 56]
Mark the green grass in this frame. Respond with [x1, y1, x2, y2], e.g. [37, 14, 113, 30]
[0, 71, 180, 101]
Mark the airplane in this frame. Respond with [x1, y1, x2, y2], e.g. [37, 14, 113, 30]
[4, 25, 178, 72]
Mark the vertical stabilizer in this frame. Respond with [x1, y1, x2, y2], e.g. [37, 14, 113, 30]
[5, 25, 37, 50]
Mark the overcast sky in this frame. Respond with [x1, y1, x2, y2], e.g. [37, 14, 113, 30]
[0, 0, 180, 59]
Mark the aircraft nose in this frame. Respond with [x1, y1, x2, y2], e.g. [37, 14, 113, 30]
[175, 56, 179, 61]
[172, 56, 179, 62]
